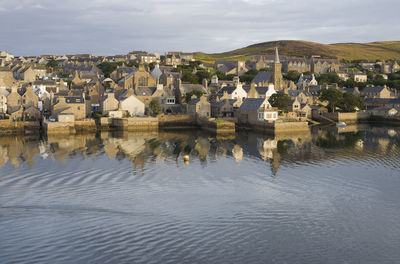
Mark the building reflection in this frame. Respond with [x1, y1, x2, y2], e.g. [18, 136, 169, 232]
[0, 125, 399, 177]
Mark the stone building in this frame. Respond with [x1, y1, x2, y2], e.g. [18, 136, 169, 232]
[6, 86, 22, 114]
[52, 96, 86, 120]
[187, 95, 211, 118]
[311, 58, 340, 74]
[283, 58, 311, 73]
[100, 91, 119, 116]
[250, 48, 284, 90]
[123, 63, 157, 90]
[0, 66, 15, 88]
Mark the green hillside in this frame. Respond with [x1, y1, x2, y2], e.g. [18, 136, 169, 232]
[194, 40, 400, 63]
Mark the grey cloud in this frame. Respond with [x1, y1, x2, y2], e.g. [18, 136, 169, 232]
[0, 0, 399, 55]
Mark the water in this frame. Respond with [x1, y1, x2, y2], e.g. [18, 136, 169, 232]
[1, 125, 400, 264]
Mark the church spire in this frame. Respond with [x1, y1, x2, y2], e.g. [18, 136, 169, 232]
[274, 47, 280, 63]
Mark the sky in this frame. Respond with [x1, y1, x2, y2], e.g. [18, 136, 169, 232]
[0, 0, 399, 56]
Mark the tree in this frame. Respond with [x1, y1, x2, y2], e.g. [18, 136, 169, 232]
[284, 71, 300, 82]
[97, 62, 118, 77]
[185, 90, 204, 103]
[149, 100, 161, 116]
[240, 69, 259, 83]
[46, 59, 58, 69]
[195, 69, 211, 83]
[319, 88, 343, 112]
[182, 70, 199, 84]
[317, 73, 341, 85]
[268, 93, 291, 112]
[340, 92, 364, 112]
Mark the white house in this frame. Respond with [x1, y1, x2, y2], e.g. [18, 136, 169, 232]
[217, 83, 247, 100]
[119, 93, 145, 116]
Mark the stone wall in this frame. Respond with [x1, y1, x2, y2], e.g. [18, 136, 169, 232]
[250, 120, 309, 135]
[44, 121, 76, 134]
[111, 117, 158, 131]
[312, 111, 371, 124]
[197, 117, 235, 134]
[158, 114, 196, 128]
[75, 119, 97, 132]
[0, 120, 25, 135]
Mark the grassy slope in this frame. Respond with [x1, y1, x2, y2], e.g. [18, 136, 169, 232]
[195, 40, 400, 63]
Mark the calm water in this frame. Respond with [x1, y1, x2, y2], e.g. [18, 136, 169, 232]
[1, 125, 400, 264]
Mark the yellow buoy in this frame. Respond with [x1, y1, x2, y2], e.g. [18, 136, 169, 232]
[184, 155, 190, 162]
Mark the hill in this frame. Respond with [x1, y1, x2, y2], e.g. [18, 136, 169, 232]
[194, 40, 400, 63]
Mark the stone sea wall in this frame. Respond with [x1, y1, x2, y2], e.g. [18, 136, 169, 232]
[110, 117, 158, 131]
[158, 114, 196, 128]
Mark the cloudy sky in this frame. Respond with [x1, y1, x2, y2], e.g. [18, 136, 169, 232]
[0, 0, 399, 56]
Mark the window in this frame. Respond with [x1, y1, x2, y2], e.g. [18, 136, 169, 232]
[138, 76, 147, 86]
[258, 112, 264, 120]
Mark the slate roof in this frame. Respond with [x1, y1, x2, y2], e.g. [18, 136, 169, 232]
[251, 71, 273, 84]
[364, 98, 400, 104]
[135, 86, 156, 96]
[217, 86, 236, 96]
[288, 90, 312, 97]
[187, 98, 200, 105]
[361, 86, 385, 93]
[181, 84, 207, 94]
[65, 96, 84, 104]
[211, 99, 237, 108]
[238, 98, 265, 111]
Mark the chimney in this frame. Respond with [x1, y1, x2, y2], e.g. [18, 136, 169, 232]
[202, 78, 208, 91]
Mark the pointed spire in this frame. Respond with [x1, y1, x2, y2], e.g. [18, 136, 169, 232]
[274, 47, 280, 64]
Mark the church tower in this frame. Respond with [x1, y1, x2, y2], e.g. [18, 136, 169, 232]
[272, 47, 283, 90]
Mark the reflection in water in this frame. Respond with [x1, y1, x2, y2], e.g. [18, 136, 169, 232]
[1, 126, 400, 264]
[0, 126, 400, 176]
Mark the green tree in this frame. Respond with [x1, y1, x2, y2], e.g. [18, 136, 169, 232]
[196, 69, 211, 83]
[185, 90, 204, 103]
[373, 75, 387, 86]
[240, 69, 259, 83]
[317, 73, 341, 85]
[319, 88, 343, 112]
[182, 70, 199, 84]
[340, 92, 364, 112]
[284, 71, 300, 82]
[97, 62, 118, 77]
[46, 59, 58, 69]
[149, 100, 161, 116]
[268, 93, 291, 112]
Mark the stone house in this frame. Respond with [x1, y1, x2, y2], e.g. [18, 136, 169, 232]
[19, 65, 47, 82]
[23, 106, 41, 121]
[100, 91, 119, 116]
[211, 99, 237, 118]
[353, 72, 367, 82]
[0, 66, 15, 88]
[52, 96, 86, 120]
[187, 95, 211, 118]
[165, 54, 181, 66]
[360, 85, 394, 99]
[217, 83, 247, 100]
[0, 87, 9, 114]
[21, 85, 39, 109]
[118, 90, 145, 116]
[237, 98, 278, 125]
[6, 87, 22, 114]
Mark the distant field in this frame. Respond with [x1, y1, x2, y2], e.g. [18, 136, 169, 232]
[194, 40, 400, 63]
